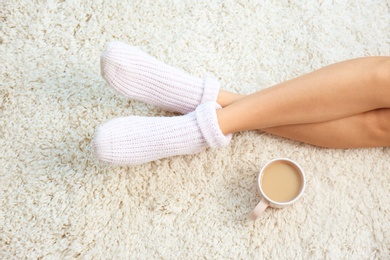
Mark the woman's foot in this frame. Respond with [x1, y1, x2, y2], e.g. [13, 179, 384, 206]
[93, 101, 232, 165]
[100, 41, 221, 114]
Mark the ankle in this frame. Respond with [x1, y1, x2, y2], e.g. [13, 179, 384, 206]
[217, 90, 245, 107]
[216, 108, 234, 135]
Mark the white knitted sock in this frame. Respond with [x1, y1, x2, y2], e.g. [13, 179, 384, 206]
[100, 41, 220, 114]
[93, 102, 232, 165]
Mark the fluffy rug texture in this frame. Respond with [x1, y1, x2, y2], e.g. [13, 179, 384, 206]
[1, 1, 389, 259]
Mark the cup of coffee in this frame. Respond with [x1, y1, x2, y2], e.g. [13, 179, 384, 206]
[249, 158, 306, 220]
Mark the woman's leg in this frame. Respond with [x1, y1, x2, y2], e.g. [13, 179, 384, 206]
[262, 109, 390, 148]
[219, 89, 390, 147]
[217, 90, 245, 107]
[216, 57, 390, 148]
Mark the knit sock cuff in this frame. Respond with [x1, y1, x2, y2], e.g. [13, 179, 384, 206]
[200, 76, 220, 105]
[196, 101, 232, 148]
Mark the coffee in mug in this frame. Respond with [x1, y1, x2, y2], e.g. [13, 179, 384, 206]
[249, 158, 306, 220]
[261, 161, 302, 202]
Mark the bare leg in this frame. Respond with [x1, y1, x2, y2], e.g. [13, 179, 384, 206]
[263, 109, 390, 148]
[216, 57, 390, 148]
[217, 90, 245, 107]
[218, 91, 390, 148]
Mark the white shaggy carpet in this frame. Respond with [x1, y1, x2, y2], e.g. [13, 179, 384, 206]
[1, 1, 389, 259]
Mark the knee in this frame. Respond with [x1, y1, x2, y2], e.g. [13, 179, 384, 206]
[366, 109, 390, 146]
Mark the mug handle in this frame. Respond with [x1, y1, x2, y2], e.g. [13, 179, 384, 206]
[248, 198, 269, 221]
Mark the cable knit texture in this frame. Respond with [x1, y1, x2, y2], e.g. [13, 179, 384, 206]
[100, 41, 220, 114]
[93, 101, 232, 165]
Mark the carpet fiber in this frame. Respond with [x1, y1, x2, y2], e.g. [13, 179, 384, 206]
[1, 1, 389, 259]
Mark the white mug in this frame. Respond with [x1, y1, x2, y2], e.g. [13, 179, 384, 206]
[249, 158, 306, 220]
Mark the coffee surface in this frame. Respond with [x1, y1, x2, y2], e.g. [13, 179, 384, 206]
[261, 161, 302, 202]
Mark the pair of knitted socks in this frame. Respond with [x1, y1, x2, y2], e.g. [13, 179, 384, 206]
[93, 41, 232, 165]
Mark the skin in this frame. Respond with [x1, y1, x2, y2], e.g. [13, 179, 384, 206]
[215, 57, 390, 148]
